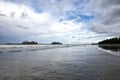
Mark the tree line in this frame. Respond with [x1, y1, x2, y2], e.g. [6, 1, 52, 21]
[98, 37, 120, 44]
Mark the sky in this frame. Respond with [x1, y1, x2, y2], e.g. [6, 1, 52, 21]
[0, 0, 120, 44]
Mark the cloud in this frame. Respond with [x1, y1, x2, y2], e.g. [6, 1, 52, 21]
[83, 0, 120, 37]
[101, 0, 120, 7]
[0, 1, 55, 42]
[0, 0, 89, 43]
[0, 0, 120, 43]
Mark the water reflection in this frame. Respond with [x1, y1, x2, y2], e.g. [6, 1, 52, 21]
[0, 45, 120, 80]
[98, 45, 120, 52]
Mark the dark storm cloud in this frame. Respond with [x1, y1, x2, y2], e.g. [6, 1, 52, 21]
[101, 0, 120, 7]
[100, 0, 120, 24]
[88, 0, 120, 37]
[102, 7, 120, 25]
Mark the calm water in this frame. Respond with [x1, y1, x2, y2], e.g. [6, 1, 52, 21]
[0, 45, 120, 80]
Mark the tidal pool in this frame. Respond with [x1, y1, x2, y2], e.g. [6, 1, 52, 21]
[0, 45, 120, 80]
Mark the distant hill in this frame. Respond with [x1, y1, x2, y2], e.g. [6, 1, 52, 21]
[98, 37, 120, 44]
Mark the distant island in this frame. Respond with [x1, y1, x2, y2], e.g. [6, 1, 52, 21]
[22, 41, 62, 45]
[51, 42, 62, 45]
[98, 37, 120, 44]
[3, 41, 63, 45]
[22, 41, 38, 44]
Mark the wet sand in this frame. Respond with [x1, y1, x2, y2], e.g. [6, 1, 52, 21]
[0, 44, 77, 53]
[0, 45, 120, 80]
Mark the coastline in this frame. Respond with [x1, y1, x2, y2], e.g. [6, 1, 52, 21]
[0, 44, 79, 53]
[98, 44, 120, 46]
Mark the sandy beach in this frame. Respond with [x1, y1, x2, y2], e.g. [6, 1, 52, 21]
[0, 44, 77, 53]
[0, 45, 120, 80]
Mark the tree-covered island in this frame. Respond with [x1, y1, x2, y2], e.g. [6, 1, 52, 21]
[22, 41, 38, 44]
[98, 37, 120, 44]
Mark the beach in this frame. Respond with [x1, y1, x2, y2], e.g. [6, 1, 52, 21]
[0, 45, 120, 80]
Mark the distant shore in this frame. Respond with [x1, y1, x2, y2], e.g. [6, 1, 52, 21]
[98, 44, 120, 46]
[0, 44, 80, 53]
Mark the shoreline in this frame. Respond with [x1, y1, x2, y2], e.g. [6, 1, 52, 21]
[98, 44, 120, 46]
[0, 44, 79, 53]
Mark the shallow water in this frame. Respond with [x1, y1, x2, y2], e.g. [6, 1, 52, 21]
[0, 45, 120, 80]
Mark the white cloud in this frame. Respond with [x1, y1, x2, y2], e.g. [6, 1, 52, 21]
[51, 20, 83, 32]
[0, 1, 55, 39]
[39, 0, 75, 15]
[1, 0, 119, 43]
[1, 0, 95, 44]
